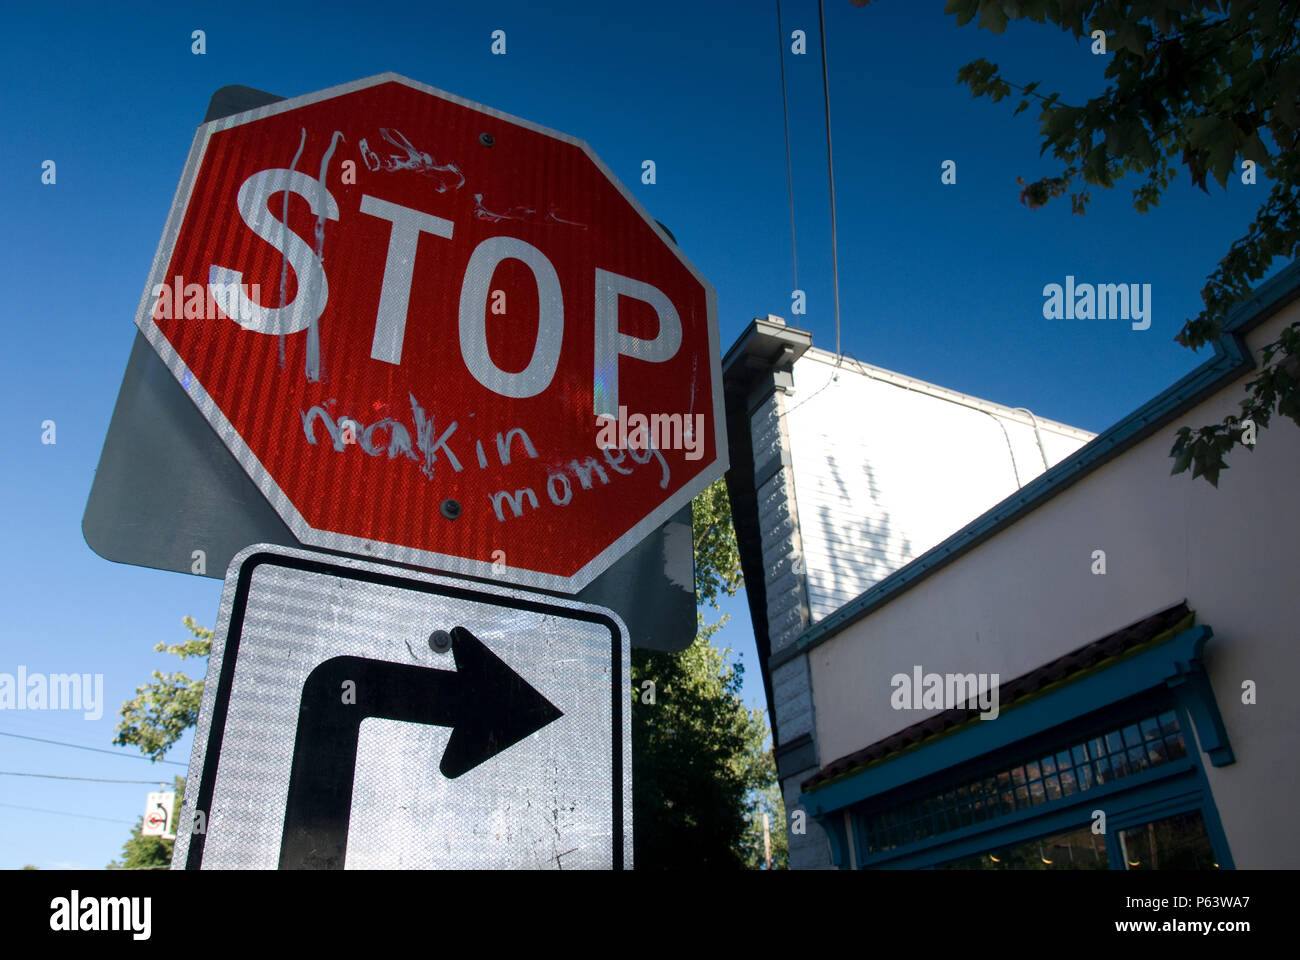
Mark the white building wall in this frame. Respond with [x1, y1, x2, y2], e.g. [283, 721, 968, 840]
[748, 386, 833, 868]
[805, 303, 1300, 868]
[745, 339, 1092, 869]
[783, 350, 1094, 622]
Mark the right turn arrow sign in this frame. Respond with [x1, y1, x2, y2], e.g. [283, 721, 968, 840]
[280, 627, 565, 869]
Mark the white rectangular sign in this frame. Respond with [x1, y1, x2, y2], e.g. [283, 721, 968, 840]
[171, 544, 631, 869]
[142, 791, 175, 838]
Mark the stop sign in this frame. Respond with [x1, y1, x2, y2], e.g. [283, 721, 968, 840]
[134, 74, 725, 592]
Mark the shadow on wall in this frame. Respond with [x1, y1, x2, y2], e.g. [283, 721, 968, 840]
[810, 453, 914, 620]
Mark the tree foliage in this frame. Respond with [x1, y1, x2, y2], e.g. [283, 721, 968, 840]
[942, 0, 1300, 486]
[692, 478, 744, 606]
[631, 480, 782, 869]
[632, 615, 780, 869]
[113, 617, 211, 762]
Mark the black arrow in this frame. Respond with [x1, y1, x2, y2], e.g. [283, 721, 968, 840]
[278, 626, 562, 870]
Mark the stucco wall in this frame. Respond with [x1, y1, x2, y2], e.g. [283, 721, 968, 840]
[806, 304, 1300, 868]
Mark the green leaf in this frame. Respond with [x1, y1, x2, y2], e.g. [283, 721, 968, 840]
[945, 0, 980, 28]
[977, 2, 1008, 34]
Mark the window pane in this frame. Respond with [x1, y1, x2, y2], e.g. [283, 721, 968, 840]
[1077, 763, 1094, 791]
[1056, 750, 1073, 771]
[1045, 775, 1062, 801]
[1141, 717, 1161, 742]
[1106, 731, 1124, 754]
[1147, 738, 1168, 766]
[1128, 745, 1150, 773]
[1123, 724, 1143, 748]
[1119, 811, 1218, 870]
[1029, 780, 1047, 806]
[1110, 751, 1129, 779]
[1011, 767, 1027, 787]
[1026, 761, 1041, 782]
[1166, 733, 1186, 761]
[1072, 744, 1089, 766]
[1060, 769, 1078, 796]
[1159, 710, 1180, 736]
[1041, 755, 1056, 776]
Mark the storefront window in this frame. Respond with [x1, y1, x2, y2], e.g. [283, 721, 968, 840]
[1118, 810, 1218, 870]
[939, 826, 1109, 870]
[862, 709, 1186, 855]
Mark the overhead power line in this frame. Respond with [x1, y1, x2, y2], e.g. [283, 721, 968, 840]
[0, 730, 186, 766]
[0, 801, 135, 826]
[0, 771, 167, 785]
[777, 0, 800, 293]
[818, 0, 843, 359]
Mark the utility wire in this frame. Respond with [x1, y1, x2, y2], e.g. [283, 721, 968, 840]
[0, 801, 135, 826]
[0, 771, 166, 785]
[777, 0, 799, 293]
[0, 730, 186, 766]
[818, 0, 843, 359]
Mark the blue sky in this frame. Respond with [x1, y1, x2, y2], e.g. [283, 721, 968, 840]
[0, 1, 1273, 869]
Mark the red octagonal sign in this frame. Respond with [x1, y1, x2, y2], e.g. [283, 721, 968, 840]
[135, 74, 725, 592]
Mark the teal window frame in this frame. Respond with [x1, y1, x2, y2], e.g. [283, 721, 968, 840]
[854, 698, 1229, 869]
[801, 624, 1236, 869]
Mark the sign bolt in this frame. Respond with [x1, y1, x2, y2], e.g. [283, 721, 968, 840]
[479, 132, 495, 147]
[440, 498, 462, 520]
[428, 629, 453, 654]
